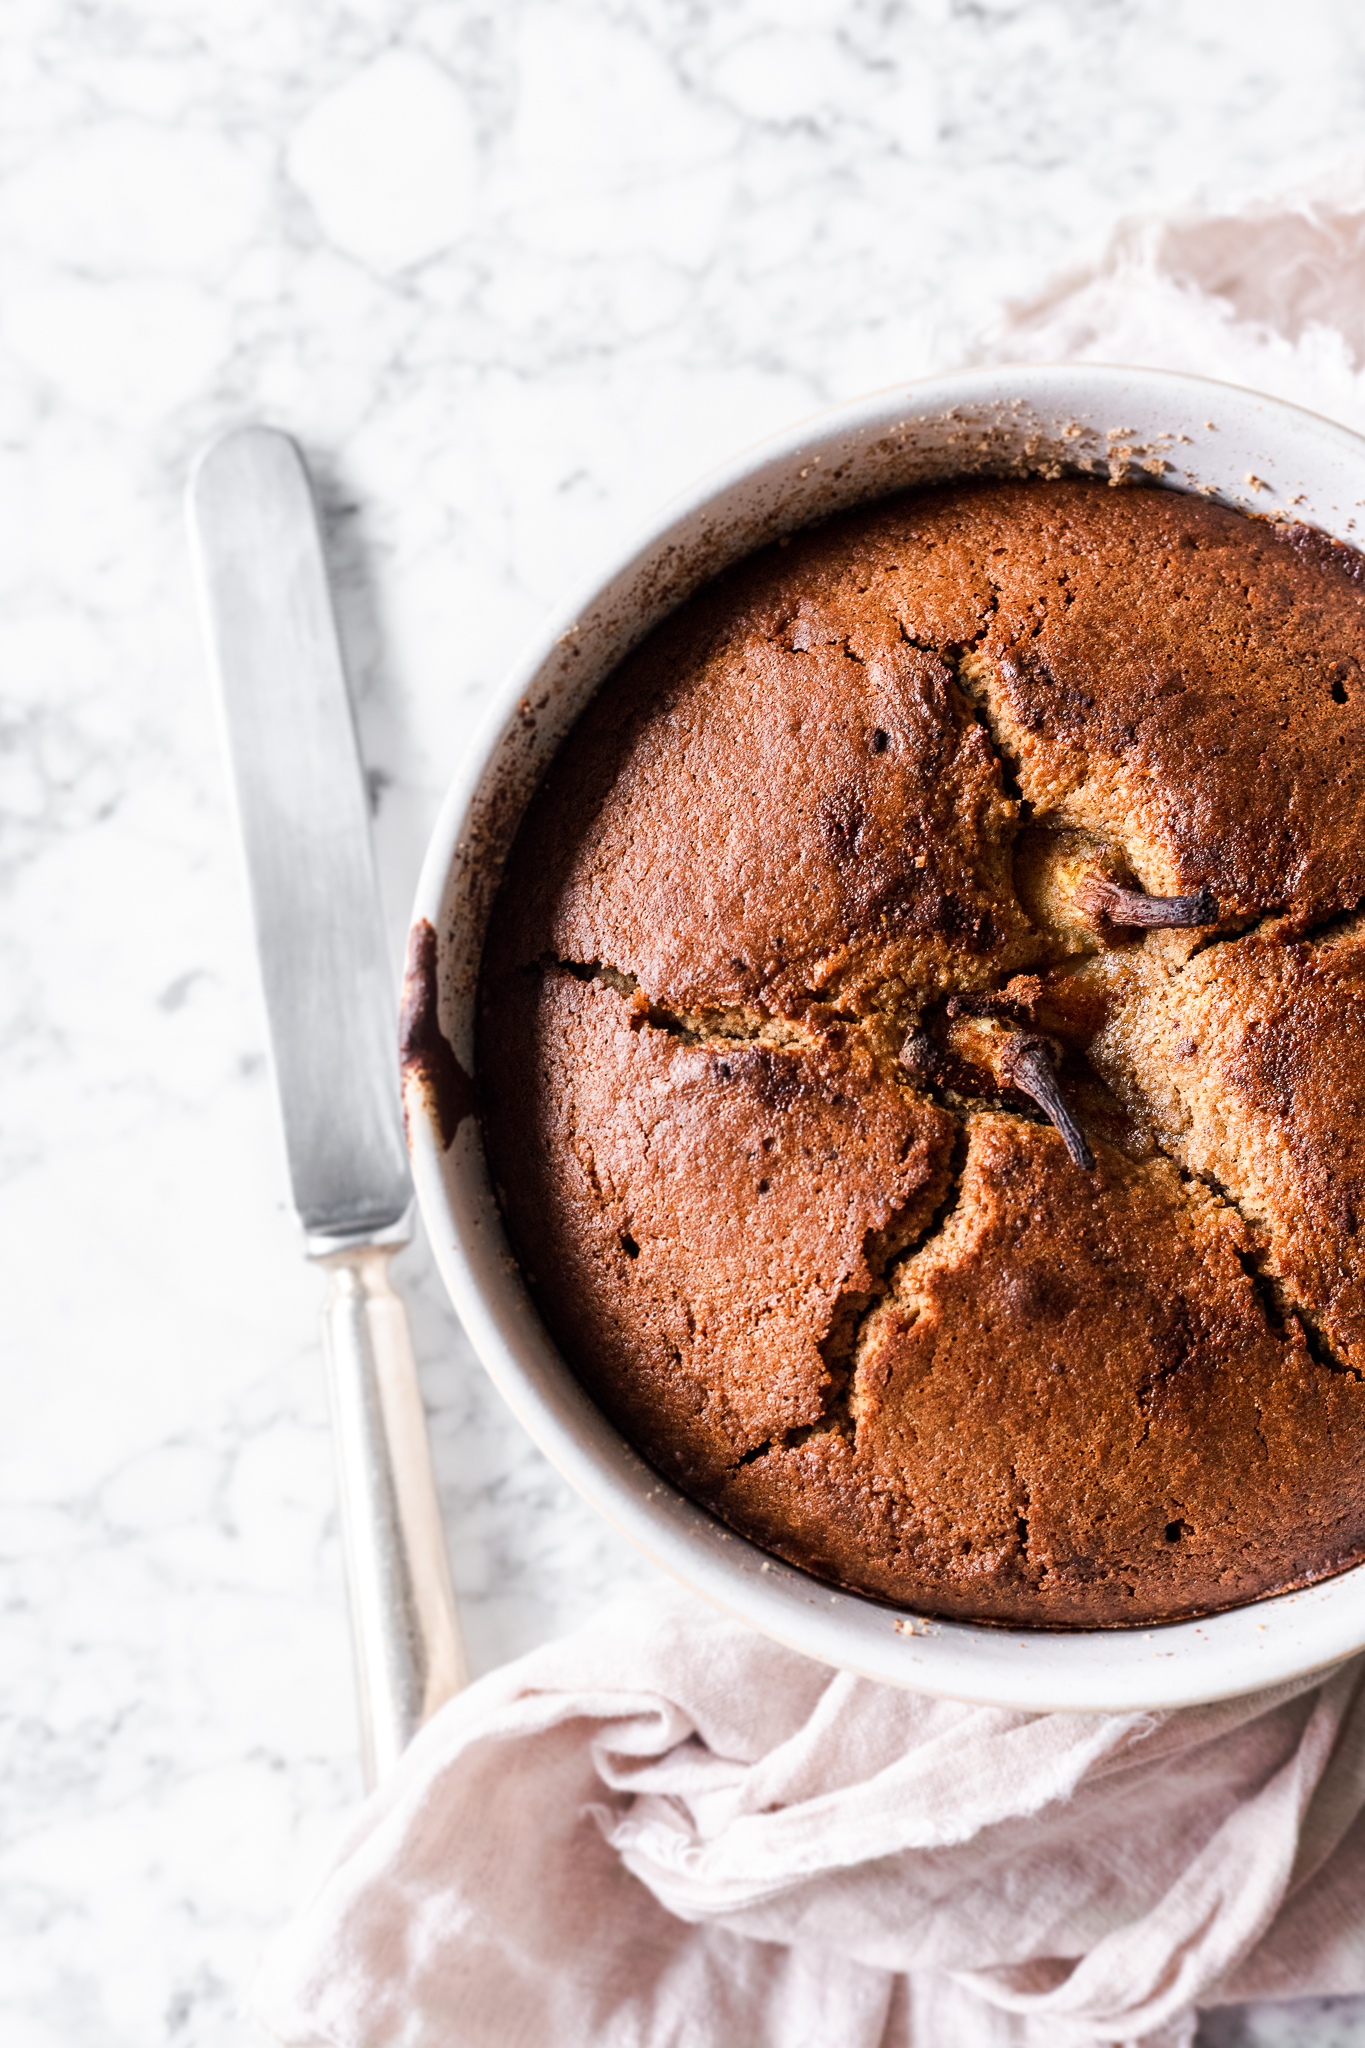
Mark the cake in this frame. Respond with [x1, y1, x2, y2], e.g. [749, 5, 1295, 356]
[476, 476, 1365, 1627]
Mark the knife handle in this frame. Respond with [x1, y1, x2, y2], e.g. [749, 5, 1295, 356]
[316, 1243, 468, 1787]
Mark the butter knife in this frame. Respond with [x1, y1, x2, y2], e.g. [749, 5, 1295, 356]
[187, 425, 467, 1787]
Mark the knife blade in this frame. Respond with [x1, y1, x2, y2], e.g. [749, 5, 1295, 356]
[188, 426, 410, 1245]
[187, 425, 466, 1784]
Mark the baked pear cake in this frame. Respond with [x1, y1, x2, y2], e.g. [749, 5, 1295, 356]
[476, 477, 1365, 1626]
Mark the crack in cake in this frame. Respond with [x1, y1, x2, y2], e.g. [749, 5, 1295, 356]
[476, 476, 1365, 1626]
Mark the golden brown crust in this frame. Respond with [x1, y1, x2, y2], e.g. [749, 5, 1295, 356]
[1089, 917, 1365, 1377]
[484, 511, 1033, 1018]
[477, 476, 1365, 1626]
[480, 967, 955, 1485]
[963, 480, 1365, 923]
[720, 1119, 1365, 1624]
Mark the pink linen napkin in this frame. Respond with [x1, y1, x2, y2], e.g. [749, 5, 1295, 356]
[256, 1588, 1365, 2048]
[988, 162, 1365, 426]
[257, 179, 1365, 2048]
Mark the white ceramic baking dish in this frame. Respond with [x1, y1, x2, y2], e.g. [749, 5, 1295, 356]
[405, 364, 1365, 1711]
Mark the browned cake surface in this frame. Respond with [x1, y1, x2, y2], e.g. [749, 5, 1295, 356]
[478, 476, 1365, 1626]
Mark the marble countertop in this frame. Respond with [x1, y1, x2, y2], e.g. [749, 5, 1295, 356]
[5, 3, 1365, 2042]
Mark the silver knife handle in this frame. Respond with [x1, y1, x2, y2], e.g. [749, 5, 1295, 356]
[317, 1243, 468, 1786]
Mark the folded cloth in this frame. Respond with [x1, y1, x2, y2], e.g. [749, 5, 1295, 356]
[988, 162, 1365, 429]
[256, 1587, 1365, 2048]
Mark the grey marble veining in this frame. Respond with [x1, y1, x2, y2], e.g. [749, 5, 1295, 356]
[1199, 2002, 1365, 2048]
[5, 3, 1365, 2042]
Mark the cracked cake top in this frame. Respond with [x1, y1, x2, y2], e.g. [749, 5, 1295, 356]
[477, 476, 1365, 1627]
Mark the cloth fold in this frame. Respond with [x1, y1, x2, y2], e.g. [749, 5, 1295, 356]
[988, 161, 1365, 426]
[256, 1590, 1365, 2047]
